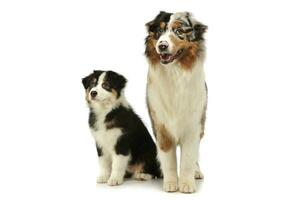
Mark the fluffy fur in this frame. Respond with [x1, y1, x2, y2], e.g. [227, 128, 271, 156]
[145, 11, 207, 193]
[82, 70, 161, 186]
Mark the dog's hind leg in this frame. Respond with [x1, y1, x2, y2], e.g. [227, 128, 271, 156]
[195, 162, 204, 179]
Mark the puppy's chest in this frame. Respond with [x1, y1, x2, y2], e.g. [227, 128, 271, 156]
[90, 116, 122, 153]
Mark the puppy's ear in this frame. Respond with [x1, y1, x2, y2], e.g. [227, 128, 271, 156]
[82, 74, 93, 89]
[106, 71, 127, 90]
[82, 70, 103, 89]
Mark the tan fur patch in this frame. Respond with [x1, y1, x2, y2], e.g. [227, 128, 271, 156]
[200, 86, 208, 139]
[160, 22, 166, 30]
[112, 89, 118, 98]
[156, 124, 173, 152]
[171, 20, 182, 30]
[127, 163, 144, 174]
[147, 101, 173, 151]
[170, 35, 201, 70]
[200, 111, 206, 139]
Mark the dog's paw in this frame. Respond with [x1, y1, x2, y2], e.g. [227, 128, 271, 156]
[134, 173, 153, 181]
[107, 177, 123, 186]
[179, 179, 196, 193]
[163, 181, 178, 192]
[96, 175, 109, 184]
[195, 170, 204, 179]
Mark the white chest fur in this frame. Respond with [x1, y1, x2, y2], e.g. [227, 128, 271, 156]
[90, 112, 122, 155]
[147, 60, 207, 142]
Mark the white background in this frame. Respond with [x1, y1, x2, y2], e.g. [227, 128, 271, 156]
[0, 0, 300, 199]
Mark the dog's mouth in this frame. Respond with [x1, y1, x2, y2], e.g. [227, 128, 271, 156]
[159, 49, 183, 64]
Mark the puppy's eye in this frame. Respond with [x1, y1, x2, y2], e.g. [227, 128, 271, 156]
[157, 28, 163, 34]
[102, 82, 110, 90]
[175, 28, 184, 35]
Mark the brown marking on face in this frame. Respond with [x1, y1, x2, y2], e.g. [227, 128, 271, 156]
[156, 124, 173, 152]
[127, 163, 144, 174]
[112, 89, 118, 99]
[145, 36, 160, 65]
[105, 119, 115, 129]
[160, 22, 166, 30]
[171, 20, 182, 30]
[170, 34, 201, 70]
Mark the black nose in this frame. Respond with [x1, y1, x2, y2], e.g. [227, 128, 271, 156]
[90, 91, 97, 98]
[158, 41, 168, 51]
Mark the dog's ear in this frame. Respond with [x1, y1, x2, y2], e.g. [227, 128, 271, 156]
[192, 23, 207, 41]
[185, 13, 207, 41]
[145, 11, 171, 32]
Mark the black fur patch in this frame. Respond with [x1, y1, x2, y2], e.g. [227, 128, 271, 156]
[146, 11, 172, 36]
[192, 23, 207, 41]
[105, 105, 161, 178]
[96, 144, 103, 157]
[104, 71, 127, 98]
[82, 70, 104, 90]
[89, 109, 97, 131]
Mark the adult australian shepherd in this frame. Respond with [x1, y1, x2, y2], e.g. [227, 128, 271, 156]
[145, 11, 207, 193]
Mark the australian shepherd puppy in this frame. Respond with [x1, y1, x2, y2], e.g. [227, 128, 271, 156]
[82, 70, 161, 186]
[145, 11, 207, 193]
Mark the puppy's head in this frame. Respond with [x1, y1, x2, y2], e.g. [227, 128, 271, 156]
[82, 70, 127, 108]
[145, 11, 207, 69]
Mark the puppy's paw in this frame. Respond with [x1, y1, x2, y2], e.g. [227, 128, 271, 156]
[134, 173, 153, 181]
[179, 179, 196, 193]
[163, 181, 178, 192]
[107, 177, 123, 186]
[96, 175, 109, 184]
[195, 170, 204, 179]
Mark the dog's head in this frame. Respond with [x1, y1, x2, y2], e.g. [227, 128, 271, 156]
[82, 70, 127, 108]
[145, 11, 207, 69]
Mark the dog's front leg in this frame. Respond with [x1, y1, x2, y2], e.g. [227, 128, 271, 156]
[155, 124, 178, 192]
[107, 154, 129, 186]
[157, 145, 178, 192]
[179, 136, 200, 193]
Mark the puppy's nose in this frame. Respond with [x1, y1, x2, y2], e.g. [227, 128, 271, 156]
[158, 41, 168, 51]
[90, 91, 97, 98]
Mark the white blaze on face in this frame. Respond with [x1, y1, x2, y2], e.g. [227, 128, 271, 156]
[89, 72, 115, 104]
[156, 31, 175, 54]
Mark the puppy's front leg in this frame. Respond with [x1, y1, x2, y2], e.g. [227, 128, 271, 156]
[179, 136, 199, 193]
[107, 154, 129, 186]
[96, 145, 111, 183]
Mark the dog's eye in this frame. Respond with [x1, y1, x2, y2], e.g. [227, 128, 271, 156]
[175, 28, 184, 35]
[102, 82, 110, 90]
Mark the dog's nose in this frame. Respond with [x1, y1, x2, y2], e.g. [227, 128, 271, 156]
[90, 91, 97, 98]
[158, 41, 168, 51]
